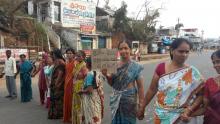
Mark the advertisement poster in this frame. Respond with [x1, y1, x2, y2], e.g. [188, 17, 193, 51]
[62, 0, 96, 34]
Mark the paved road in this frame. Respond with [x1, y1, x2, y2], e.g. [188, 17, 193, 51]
[0, 51, 215, 124]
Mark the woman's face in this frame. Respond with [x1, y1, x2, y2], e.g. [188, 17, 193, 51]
[118, 42, 131, 60]
[20, 56, 26, 62]
[212, 55, 220, 74]
[171, 42, 190, 64]
[76, 53, 84, 62]
[66, 51, 75, 60]
[47, 55, 53, 65]
[52, 54, 56, 61]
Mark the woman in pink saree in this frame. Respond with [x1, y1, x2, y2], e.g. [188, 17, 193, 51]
[32, 53, 48, 105]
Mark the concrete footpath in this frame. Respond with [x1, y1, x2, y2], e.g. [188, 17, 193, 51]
[138, 53, 170, 65]
[140, 53, 169, 61]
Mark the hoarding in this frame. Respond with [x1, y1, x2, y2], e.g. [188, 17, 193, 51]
[62, 0, 96, 33]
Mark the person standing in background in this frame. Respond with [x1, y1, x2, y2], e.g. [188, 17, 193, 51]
[44, 54, 54, 108]
[16, 54, 33, 103]
[2, 50, 17, 99]
[32, 53, 48, 105]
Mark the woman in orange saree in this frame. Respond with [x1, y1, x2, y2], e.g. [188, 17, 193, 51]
[63, 48, 76, 123]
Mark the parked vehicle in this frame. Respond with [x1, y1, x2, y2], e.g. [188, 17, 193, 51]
[148, 43, 158, 53]
[132, 41, 140, 54]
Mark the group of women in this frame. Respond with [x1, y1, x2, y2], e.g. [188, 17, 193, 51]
[7, 37, 220, 124]
[33, 48, 105, 124]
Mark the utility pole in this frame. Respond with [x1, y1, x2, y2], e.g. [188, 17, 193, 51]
[96, 0, 99, 6]
[201, 30, 204, 47]
[177, 18, 180, 38]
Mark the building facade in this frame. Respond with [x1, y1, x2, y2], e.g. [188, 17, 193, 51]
[28, 0, 112, 54]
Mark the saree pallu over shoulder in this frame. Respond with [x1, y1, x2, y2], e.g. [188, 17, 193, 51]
[63, 61, 75, 123]
[110, 60, 143, 124]
[72, 61, 87, 124]
[155, 66, 204, 124]
[72, 61, 86, 81]
[112, 61, 144, 90]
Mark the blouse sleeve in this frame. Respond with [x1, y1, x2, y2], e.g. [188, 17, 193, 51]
[84, 72, 94, 88]
[135, 64, 144, 80]
[204, 78, 211, 98]
[155, 63, 165, 77]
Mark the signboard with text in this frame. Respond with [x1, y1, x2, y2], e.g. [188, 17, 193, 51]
[62, 0, 96, 33]
[92, 49, 118, 74]
[80, 25, 96, 34]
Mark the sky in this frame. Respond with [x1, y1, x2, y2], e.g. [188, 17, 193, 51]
[94, 0, 220, 38]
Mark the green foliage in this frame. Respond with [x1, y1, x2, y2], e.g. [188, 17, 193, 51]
[113, 1, 131, 33]
[132, 9, 160, 42]
[112, 1, 160, 43]
[34, 21, 47, 47]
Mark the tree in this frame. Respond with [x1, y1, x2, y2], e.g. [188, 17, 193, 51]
[0, 0, 48, 49]
[0, 0, 31, 29]
[112, 1, 131, 33]
[112, 1, 134, 43]
[132, 8, 160, 43]
[112, 0, 160, 43]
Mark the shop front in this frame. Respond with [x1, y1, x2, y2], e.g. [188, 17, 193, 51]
[98, 36, 106, 48]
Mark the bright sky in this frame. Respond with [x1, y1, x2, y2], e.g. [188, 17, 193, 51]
[95, 0, 220, 38]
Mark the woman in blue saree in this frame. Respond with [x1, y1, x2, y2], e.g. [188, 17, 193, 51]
[17, 54, 33, 102]
[102, 41, 145, 124]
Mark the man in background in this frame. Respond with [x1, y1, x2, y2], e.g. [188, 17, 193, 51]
[2, 50, 17, 99]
